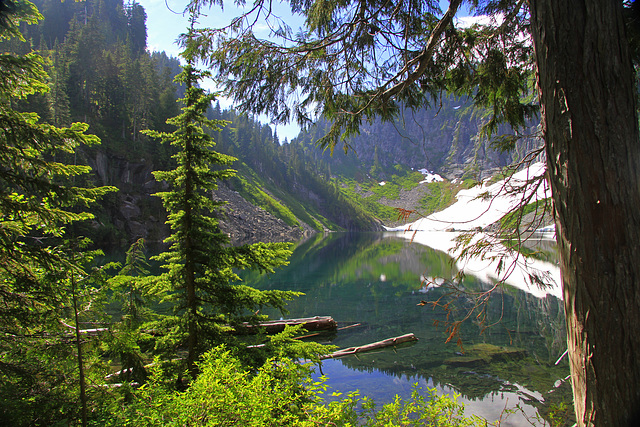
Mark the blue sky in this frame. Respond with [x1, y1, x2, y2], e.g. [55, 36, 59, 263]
[137, 0, 304, 140]
[137, 0, 470, 141]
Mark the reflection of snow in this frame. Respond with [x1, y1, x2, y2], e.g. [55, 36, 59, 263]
[383, 163, 562, 300]
[403, 230, 562, 299]
[417, 275, 445, 293]
[534, 224, 556, 239]
[385, 230, 561, 300]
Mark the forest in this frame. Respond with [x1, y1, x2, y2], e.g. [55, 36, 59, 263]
[0, 0, 490, 425]
[3, 0, 640, 425]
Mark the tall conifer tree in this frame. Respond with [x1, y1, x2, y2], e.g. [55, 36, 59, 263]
[145, 15, 295, 377]
[0, 0, 116, 423]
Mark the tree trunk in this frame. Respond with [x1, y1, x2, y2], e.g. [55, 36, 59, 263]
[529, 1, 640, 425]
[185, 74, 197, 379]
[71, 273, 88, 427]
[185, 139, 197, 379]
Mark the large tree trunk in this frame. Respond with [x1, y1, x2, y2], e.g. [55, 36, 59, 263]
[529, 1, 640, 425]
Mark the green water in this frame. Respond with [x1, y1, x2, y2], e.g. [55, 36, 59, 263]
[241, 232, 573, 426]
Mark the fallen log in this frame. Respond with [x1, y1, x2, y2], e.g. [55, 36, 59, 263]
[246, 322, 363, 349]
[296, 322, 362, 340]
[238, 316, 337, 334]
[320, 333, 418, 360]
[60, 320, 108, 336]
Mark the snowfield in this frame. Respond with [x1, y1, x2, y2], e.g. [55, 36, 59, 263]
[417, 168, 444, 184]
[385, 163, 562, 299]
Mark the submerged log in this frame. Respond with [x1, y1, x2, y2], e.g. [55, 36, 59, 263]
[238, 316, 337, 334]
[320, 333, 418, 360]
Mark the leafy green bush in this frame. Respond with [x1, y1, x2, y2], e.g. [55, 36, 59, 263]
[310, 387, 488, 426]
[104, 346, 317, 426]
[105, 346, 489, 427]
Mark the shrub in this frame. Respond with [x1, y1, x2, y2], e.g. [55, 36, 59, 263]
[106, 346, 489, 427]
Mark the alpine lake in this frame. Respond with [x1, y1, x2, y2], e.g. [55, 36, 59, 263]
[238, 232, 573, 426]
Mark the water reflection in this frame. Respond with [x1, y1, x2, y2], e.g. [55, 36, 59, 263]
[241, 232, 572, 425]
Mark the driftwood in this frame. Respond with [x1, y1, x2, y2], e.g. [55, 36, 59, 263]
[246, 322, 361, 349]
[238, 316, 337, 334]
[320, 333, 418, 360]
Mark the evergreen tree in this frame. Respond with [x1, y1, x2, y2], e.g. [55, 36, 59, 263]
[0, 1, 115, 423]
[144, 19, 295, 377]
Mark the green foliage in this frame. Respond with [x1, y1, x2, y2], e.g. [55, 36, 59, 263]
[335, 171, 462, 222]
[338, 179, 398, 221]
[0, 2, 117, 423]
[104, 346, 313, 426]
[106, 238, 156, 383]
[419, 181, 458, 215]
[234, 170, 302, 227]
[143, 30, 300, 376]
[211, 113, 379, 231]
[499, 198, 551, 233]
[197, 0, 537, 152]
[330, 386, 486, 426]
[103, 345, 487, 427]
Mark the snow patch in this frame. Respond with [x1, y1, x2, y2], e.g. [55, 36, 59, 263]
[389, 162, 550, 232]
[417, 168, 444, 184]
[384, 163, 561, 299]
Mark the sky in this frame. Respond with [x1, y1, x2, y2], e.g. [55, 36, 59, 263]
[137, 1, 473, 141]
[137, 0, 304, 140]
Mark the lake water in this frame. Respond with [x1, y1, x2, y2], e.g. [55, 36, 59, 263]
[241, 232, 572, 426]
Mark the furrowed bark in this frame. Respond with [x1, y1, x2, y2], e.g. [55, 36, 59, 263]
[529, 0, 640, 425]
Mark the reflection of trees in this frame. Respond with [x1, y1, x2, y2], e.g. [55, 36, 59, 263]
[246, 233, 571, 420]
[244, 232, 456, 294]
[331, 280, 570, 408]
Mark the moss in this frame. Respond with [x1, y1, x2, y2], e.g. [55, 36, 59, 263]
[444, 343, 527, 367]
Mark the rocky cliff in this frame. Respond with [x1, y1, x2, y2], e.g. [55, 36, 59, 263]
[296, 96, 542, 181]
[84, 150, 311, 247]
[211, 182, 307, 245]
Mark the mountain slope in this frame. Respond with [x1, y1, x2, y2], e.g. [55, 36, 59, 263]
[4, 0, 545, 246]
[293, 95, 542, 181]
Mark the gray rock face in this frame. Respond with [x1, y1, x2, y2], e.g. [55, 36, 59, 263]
[83, 151, 167, 246]
[211, 183, 306, 245]
[85, 150, 306, 246]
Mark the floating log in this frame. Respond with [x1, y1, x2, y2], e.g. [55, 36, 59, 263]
[238, 316, 337, 334]
[296, 322, 362, 340]
[60, 320, 108, 336]
[320, 333, 418, 360]
[94, 382, 141, 389]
